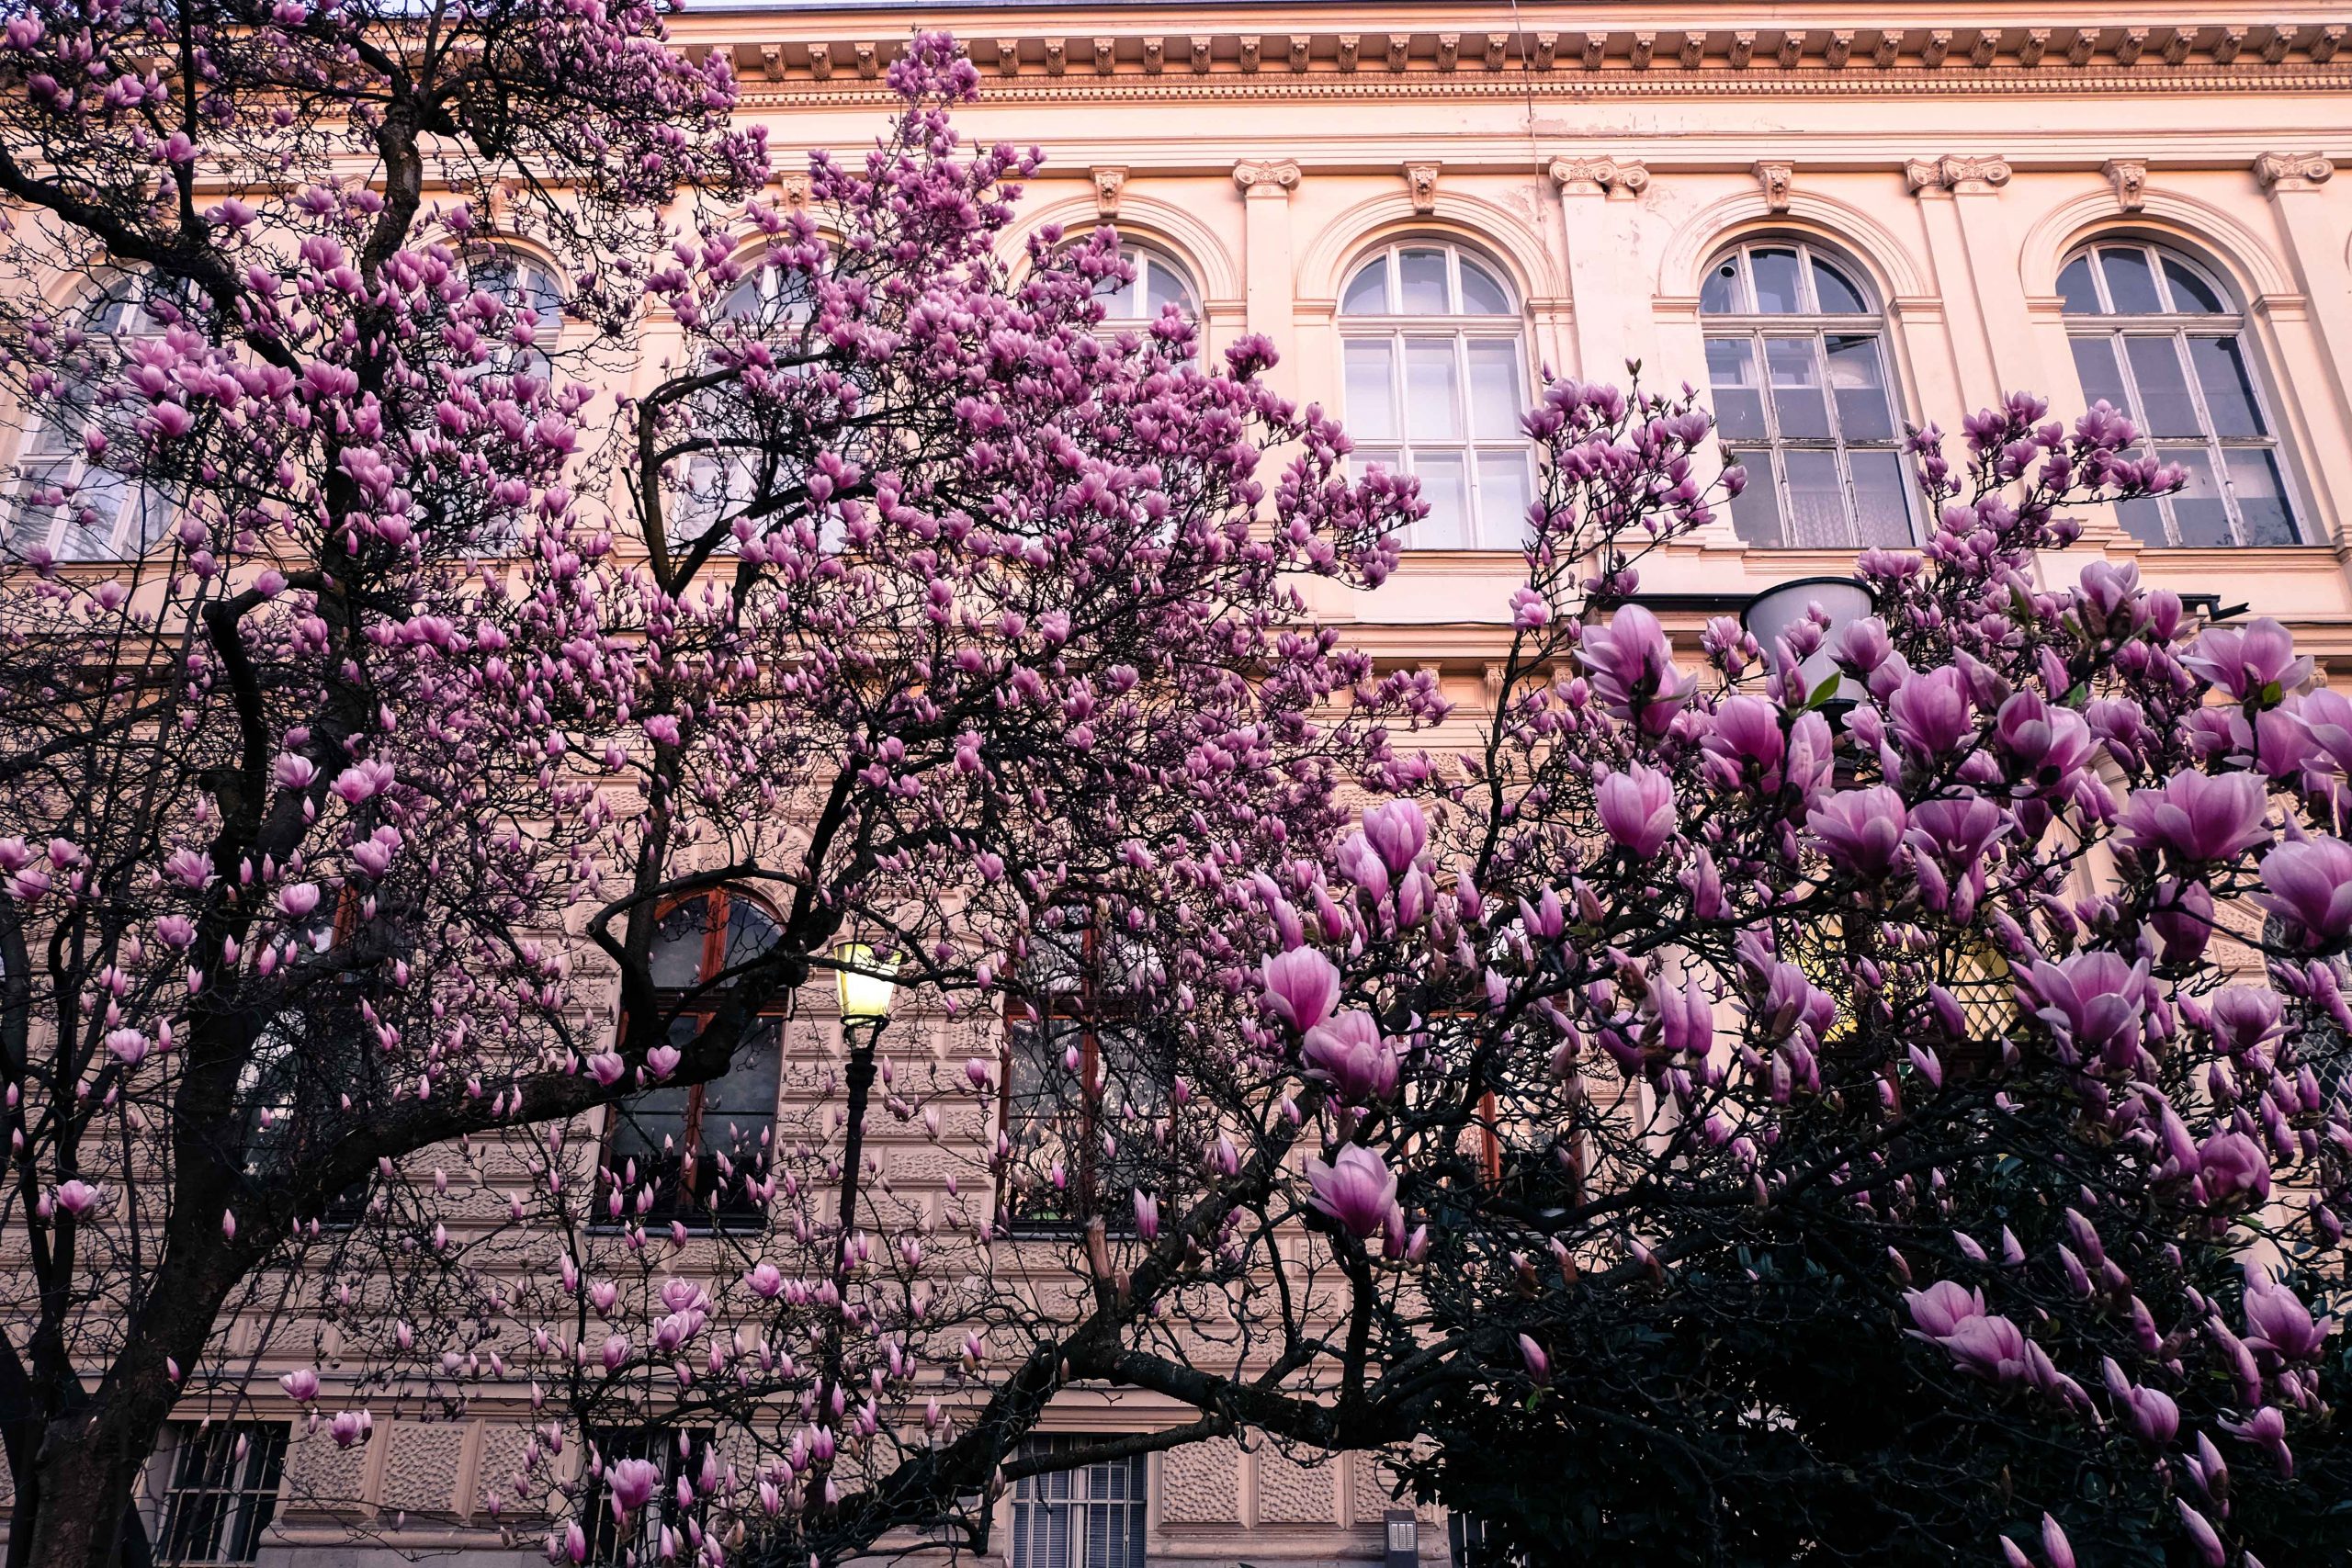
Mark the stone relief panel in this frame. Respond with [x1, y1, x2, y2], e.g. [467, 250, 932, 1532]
[381, 1422, 466, 1516]
[1253, 1443, 1340, 1524]
[282, 1425, 375, 1515]
[1159, 1436, 1244, 1523]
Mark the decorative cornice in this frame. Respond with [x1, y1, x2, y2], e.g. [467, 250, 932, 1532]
[2103, 158, 2148, 209]
[2254, 151, 2336, 191]
[1753, 160, 1793, 213]
[1905, 154, 2013, 194]
[1551, 156, 1650, 197]
[693, 22, 2352, 90]
[1233, 158, 1302, 196]
[1402, 161, 1441, 215]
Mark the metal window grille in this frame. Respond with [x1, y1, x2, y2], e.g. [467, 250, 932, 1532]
[582, 1427, 712, 1566]
[1009, 1438, 1148, 1568]
[154, 1422, 288, 1566]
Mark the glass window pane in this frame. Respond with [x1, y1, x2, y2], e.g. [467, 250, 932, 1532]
[1476, 452, 1534, 545]
[1811, 256, 1867, 313]
[1824, 334, 1894, 441]
[1751, 248, 1804, 313]
[2125, 336, 2202, 438]
[1700, 257, 1742, 314]
[1355, 446, 1403, 479]
[1413, 452, 1470, 548]
[1404, 339, 1463, 439]
[2070, 335, 2132, 420]
[1144, 256, 1193, 316]
[55, 473, 130, 559]
[1782, 449, 1848, 548]
[1766, 336, 1830, 439]
[1726, 450, 1783, 547]
[2162, 256, 2225, 314]
[2187, 335, 2264, 437]
[1705, 338, 1767, 440]
[2224, 449, 2298, 546]
[2057, 255, 2102, 314]
[2100, 246, 2165, 314]
[1848, 450, 1913, 547]
[701, 1018, 782, 1154]
[1096, 269, 1141, 320]
[2157, 446, 2231, 546]
[1344, 340, 1398, 441]
[650, 898, 716, 988]
[2115, 496, 2167, 547]
[1457, 256, 1513, 314]
[1340, 259, 1389, 315]
[1465, 339, 1524, 436]
[1397, 248, 1450, 314]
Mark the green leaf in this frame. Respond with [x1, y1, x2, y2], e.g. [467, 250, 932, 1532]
[1804, 671, 1842, 710]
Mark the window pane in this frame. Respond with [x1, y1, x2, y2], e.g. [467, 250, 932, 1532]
[1766, 336, 1830, 439]
[2125, 336, 2202, 438]
[1340, 259, 1389, 315]
[1782, 449, 1848, 548]
[1414, 452, 1470, 548]
[1403, 339, 1463, 439]
[55, 473, 131, 559]
[2057, 255, 2101, 314]
[1465, 339, 1524, 435]
[1344, 340, 1398, 441]
[1706, 338, 1766, 439]
[1700, 257, 1742, 314]
[2187, 335, 2264, 437]
[1726, 450, 1783, 547]
[2115, 496, 2167, 547]
[1355, 446, 1403, 479]
[2100, 246, 2164, 314]
[2224, 448, 2297, 546]
[1848, 450, 1913, 547]
[1144, 257, 1193, 316]
[1476, 452, 1534, 544]
[1750, 248, 1804, 313]
[650, 898, 716, 988]
[2070, 335, 2132, 420]
[1824, 334, 1894, 441]
[1457, 256, 1513, 314]
[2162, 256, 2225, 314]
[1096, 270, 1141, 321]
[2157, 446, 2231, 545]
[1811, 256, 1867, 313]
[1397, 248, 1450, 314]
[701, 1018, 781, 1156]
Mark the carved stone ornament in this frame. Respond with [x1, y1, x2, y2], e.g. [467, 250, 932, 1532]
[1237, 36, 1261, 73]
[1728, 32, 1755, 69]
[1551, 156, 1651, 198]
[1532, 33, 1558, 70]
[1233, 159, 1303, 196]
[1629, 32, 1656, 70]
[1754, 161, 1794, 213]
[775, 171, 810, 209]
[1190, 37, 1212, 74]
[1336, 35, 1359, 72]
[1289, 35, 1311, 73]
[1825, 31, 1853, 69]
[1091, 37, 1114, 75]
[993, 38, 1018, 77]
[1386, 34, 1410, 73]
[854, 40, 877, 79]
[1403, 162, 1442, 215]
[1580, 32, 1605, 71]
[1141, 37, 1164, 73]
[808, 43, 832, 80]
[1435, 33, 1460, 71]
[1091, 166, 1127, 219]
[1905, 155, 2012, 194]
[2254, 152, 2335, 192]
[1042, 38, 1066, 75]
[756, 43, 781, 81]
[2103, 159, 2148, 211]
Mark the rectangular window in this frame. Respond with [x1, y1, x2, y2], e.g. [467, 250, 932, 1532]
[155, 1422, 288, 1566]
[605, 1017, 781, 1229]
[1009, 1438, 1148, 1568]
[583, 1428, 711, 1566]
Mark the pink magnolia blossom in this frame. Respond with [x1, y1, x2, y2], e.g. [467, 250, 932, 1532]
[1261, 946, 1340, 1032]
[1597, 763, 1678, 857]
[1305, 1145, 1397, 1238]
[1300, 1011, 1401, 1103]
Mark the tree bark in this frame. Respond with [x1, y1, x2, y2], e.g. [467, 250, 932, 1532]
[15, 1410, 158, 1568]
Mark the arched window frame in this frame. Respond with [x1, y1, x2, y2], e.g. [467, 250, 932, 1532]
[6, 277, 176, 561]
[1092, 240, 1199, 334]
[1701, 238, 1914, 551]
[600, 887, 788, 1231]
[464, 247, 565, 378]
[1339, 240, 1534, 551]
[668, 256, 828, 554]
[2058, 239, 2302, 548]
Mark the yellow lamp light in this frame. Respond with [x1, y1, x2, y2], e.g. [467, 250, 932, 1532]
[834, 942, 899, 1021]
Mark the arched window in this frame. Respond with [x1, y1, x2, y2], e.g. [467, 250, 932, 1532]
[467, 249, 563, 378]
[1702, 239, 1912, 551]
[1094, 242, 1198, 332]
[2060, 241, 2300, 547]
[604, 889, 786, 1229]
[671, 263, 822, 552]
[1340, 241, 1533, 550]
[6, 280, 174, 560]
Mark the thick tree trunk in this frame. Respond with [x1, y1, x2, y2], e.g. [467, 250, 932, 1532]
[14, 1411, 156, 1568]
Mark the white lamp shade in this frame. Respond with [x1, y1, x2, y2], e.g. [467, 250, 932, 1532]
[1740, 576, 1874, 702]
[834, 943, 899, 1019]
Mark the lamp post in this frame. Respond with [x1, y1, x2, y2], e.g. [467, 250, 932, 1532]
[820, 942, 899, 1423]
[1740, 575, 1873, 717]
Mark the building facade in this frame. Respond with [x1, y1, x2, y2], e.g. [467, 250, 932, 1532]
[42, 5, 2352, 1567]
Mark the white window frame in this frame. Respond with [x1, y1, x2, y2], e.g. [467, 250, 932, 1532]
[1701, 239, 1915, 551]
[6, 280, 175, 561]
[1339, 241, 1534, 551]
[1094, 243, 1199, 336]
[1007, 1437, 1148, 1568]
[2059, 240, 2304, 548]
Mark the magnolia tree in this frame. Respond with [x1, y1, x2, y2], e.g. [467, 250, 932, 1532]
[0, 15, 1426, 1568]
[1236, 400, 2352, 1564]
